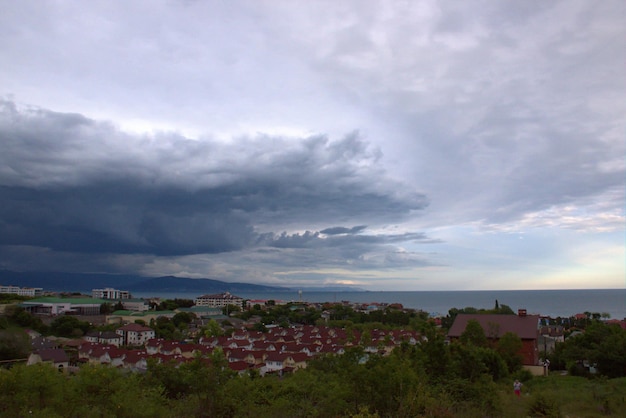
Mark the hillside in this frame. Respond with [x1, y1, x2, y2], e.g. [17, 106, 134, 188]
[0, 270, 291, 293]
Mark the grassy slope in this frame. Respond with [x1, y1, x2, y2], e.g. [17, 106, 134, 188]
[498, 375, 626, 417]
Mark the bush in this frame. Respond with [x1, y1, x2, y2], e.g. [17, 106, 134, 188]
[511, 368, 533, 382]
[527, 393, 561, 417]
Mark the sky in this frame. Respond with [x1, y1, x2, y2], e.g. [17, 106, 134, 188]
[0, 0, 624, 291]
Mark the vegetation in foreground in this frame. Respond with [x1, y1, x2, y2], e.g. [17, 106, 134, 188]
[1, 356, 625, 417]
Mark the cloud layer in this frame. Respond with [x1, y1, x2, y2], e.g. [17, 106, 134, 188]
[0, 100, 433, 284]
[0, 1, 624, 289]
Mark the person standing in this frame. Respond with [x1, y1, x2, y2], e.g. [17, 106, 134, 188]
[513, 379, 522, 397]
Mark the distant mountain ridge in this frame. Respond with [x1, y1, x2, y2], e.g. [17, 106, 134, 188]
[0, 270, 292, 294]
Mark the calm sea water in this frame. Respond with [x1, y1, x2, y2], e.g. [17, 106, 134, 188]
[132, 289, 626, 320]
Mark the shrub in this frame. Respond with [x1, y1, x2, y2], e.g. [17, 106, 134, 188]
[511, 368, 533, 382]
[527, 393, 561, 417]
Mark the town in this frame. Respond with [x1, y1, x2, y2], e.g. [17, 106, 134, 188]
[3, 286, 624, 378]
[2, 285, 626, 417]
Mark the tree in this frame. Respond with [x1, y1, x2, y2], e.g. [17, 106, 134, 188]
[99, 303, 114, 315]
[0, 329, 31, 361]
[6, 306, 47, 333]
[497, 332, 523, 373]
[172, 311, 195, 328]
[49, 316, 91, 338]
[222, 304, 241, 316]
[550, 321, 626, 378]
[202, 319, 224, 337]
[460, 319, 488, 347]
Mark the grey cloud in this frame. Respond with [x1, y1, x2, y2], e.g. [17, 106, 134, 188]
[320, 225, 367, 235]
[0, 101, 428, 262]
[260, 228, 437, 251]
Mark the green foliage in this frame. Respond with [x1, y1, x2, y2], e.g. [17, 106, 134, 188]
[49, 315, 92, 337]
[442, 304, 515, 329]
[446, 375, 503, 417]
[0, 350, 624, 417]
[171, 311, 195, 328]
[0, 329, 31, 360]
[497, 331, 524, 374]
[100, 302, 114, 315]
[202, 318, 225, 337]
[0, 294, 31, 303]
[154, 298, 193, 311]
[460, 319, 488, 347]
[511, 367, 534, 382]
[5, 306, 48, 333]
[550, 321, 626, 378]
[150, 316, 183, 340]
[222, 303, 241, 315]
[527, 393, 561, 417]
[0, 363, 169, 417]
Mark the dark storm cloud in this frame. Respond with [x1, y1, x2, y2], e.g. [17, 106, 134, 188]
[320, 225, 367, 235]
[259, 228, 436, 250]
[0, 100, 429, 259]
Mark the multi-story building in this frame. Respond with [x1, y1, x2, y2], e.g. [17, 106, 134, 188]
[21, 297, 106, 315]
[195, 292, 243, 308]
[0, 285, 44, 297]
[116, 323, 155, 346]
[121, 299, 150, 312]
[91, 288, 131, 300]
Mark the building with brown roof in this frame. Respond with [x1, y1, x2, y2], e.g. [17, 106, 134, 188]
[27, 348, 69, 370]
[447, 310, 541, 365]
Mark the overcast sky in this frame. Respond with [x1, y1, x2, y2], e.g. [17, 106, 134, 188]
[1, 0, 624, 290]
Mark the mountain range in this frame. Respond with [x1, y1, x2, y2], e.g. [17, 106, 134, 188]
[0, 270, 362, 294]
[0, 270, 289, 294]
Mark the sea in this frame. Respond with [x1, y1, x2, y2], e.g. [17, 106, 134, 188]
[131, 289, 626, 320]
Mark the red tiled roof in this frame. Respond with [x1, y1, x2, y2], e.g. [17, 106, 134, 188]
[228, 360, 249, 371]
[447, 314, 540, 340]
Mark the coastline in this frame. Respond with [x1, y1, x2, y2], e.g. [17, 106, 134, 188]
[131, 288, 626, 320]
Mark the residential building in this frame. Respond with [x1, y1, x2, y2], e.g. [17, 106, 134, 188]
[195, 292, 243, 308]
[447, 310, 541, 365]
[84, 331, 124, 347]
[116, 323, 155, 346]
[0, 285, 43, 297]
[92, 288, 131, 300]
[27, 348, 69, 370]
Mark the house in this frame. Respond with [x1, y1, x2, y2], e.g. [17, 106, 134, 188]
[228, 360, 251, 375]
[84, 331, 123, 347]
[122, 350, 149, 371]
[86, 345, 115, 365]
[263, 352, 308, 374]
[447, 310, 541, 365]
[31, 336, 59, 351]
[116, 323, 155, 346]
[27, 348, 69, 370]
